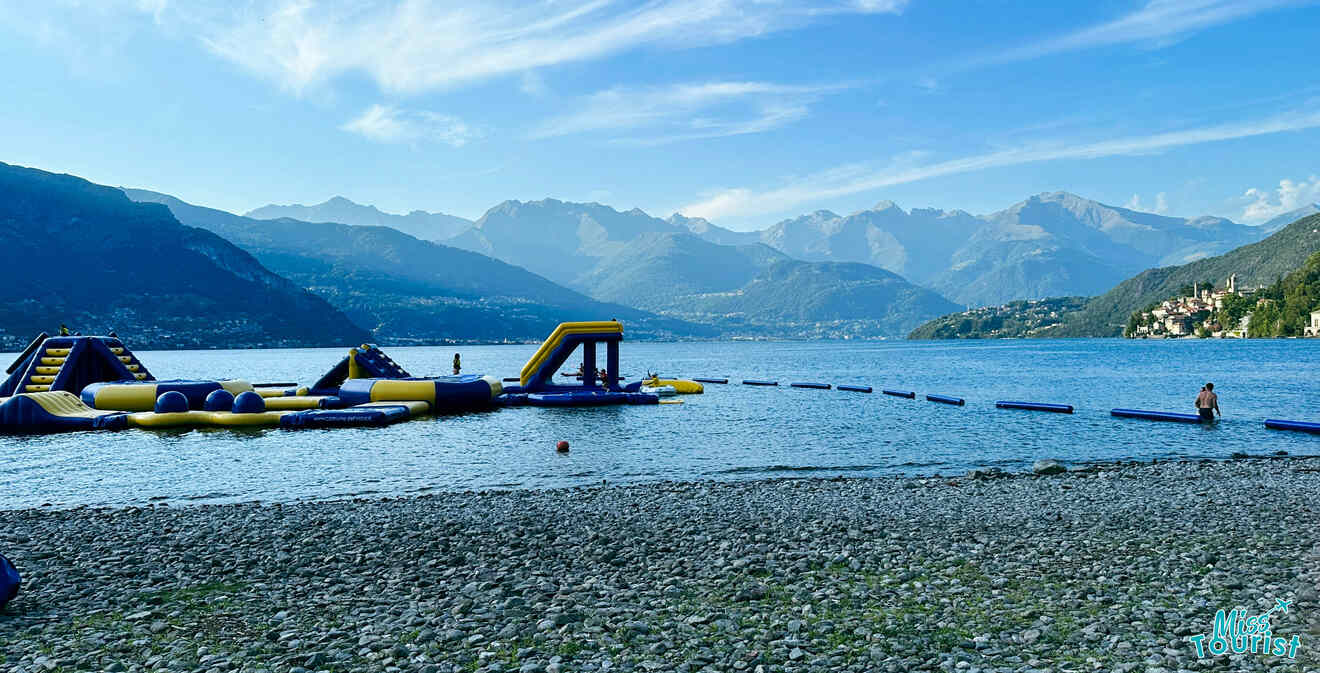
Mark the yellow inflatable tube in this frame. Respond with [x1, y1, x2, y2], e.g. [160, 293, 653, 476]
[520, 321, 623, 385]
[644, 377, 704, 394]
[126, 410, 288, 428]
[357, 400, 431, 416]
[261, 396, 332, 411]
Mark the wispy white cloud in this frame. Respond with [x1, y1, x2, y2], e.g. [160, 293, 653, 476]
[679, 107, 1320, 220]
[530, 80, 842, 144]
[1125, 191, 1170, 214]
[340, 104, 475, 146]
[519, 71, 549, 97]
[123, 0, 907, 95]
[1241, 175, 1320, 223]
[983, 0, 1311, 66]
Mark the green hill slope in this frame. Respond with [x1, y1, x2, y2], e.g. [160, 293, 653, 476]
[908, 297, 1089, 339]
[0, 162, 368, 350]
[669, 260, 962, 338]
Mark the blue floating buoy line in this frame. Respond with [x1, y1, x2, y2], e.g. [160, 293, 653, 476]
[690, 374, 1319, 435]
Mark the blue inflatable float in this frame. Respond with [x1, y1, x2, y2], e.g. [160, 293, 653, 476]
[280, 404, 414, 428]
[525, 391, 659, 406]
[743, 380, 779, 386]
[1265, 419, 1320, 434]
[837, 385, 873, 393]
[337, 376, 502, 411]
[1111, 408, 1202, 424]
[693, 378, 728, 384]
[996, 401, 1074, 414]
[927, 394, 965, 406]
[790, 382, 831, 390]
[0, 553, 18, 610]
[883, 389, 916, 399]
[0, 392, 126, 433]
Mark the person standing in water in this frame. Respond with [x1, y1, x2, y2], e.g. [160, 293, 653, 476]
[1195, 383, 1220, 422]
[452, 353, 461, 375]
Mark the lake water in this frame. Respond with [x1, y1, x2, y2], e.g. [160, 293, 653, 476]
[1, 339, 1317, 509]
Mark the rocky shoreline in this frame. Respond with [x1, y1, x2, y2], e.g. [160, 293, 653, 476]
[2, 458, 1319, 673]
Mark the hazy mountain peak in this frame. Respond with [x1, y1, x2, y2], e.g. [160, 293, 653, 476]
[246, 195, 471, 242]
[871, 200, 903, 213]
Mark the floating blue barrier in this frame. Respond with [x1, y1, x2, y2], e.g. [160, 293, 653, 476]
[280, 405, 412, 428]
[883, 389, 916, 399]
[790, 382, 831, 390]
[743, 380, 778, 386]
[927, 394, 965, 406]
[1111, 408, 1202, 424]
[525, 391, 659, 406]
[837, 385, 872, 393]
[1265, 419, 1320, 434]
[996, 401, 1074, 414]
[693, 378, 728, 384]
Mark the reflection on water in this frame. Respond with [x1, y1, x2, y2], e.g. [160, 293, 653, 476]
[1, 339, 1316, 508]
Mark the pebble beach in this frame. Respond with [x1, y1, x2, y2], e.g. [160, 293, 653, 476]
[2, 458, 1319, 673]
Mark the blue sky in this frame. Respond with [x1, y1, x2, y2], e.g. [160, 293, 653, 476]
[2, 0, 1319, 230]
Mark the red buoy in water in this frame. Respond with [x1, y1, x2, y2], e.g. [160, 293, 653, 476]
[556, 440, 570, 452]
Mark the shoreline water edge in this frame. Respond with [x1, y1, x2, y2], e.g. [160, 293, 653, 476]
[2, 458, 1319, 672]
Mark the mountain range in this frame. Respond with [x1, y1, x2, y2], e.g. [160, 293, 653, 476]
[0, 157, 1287, 347]
[246, 196, 472, 242]
[0, 162, 367, 350]
[425, 192, 1266, 309]
[125, 190, 698, 343]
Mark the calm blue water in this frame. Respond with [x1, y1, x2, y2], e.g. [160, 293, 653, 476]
[1, 339, 1317, 509]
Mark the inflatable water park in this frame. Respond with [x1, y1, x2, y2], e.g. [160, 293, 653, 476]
[0, 321, 701, 434]
[1, 318, 1317, 437]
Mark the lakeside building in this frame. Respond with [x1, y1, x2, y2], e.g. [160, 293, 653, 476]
[1307, 310, 1320, 338]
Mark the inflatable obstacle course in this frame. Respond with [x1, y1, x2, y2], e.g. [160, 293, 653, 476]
[502, 322, 659, 406]
[0, 322, 692, 434]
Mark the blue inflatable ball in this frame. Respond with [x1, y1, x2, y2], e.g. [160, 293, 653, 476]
[154, 390, 189, 414]
[232, 391, 266, 414]
[203, 389, 236, 412]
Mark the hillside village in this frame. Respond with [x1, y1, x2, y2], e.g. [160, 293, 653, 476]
[1126, 273, 1320, 338]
